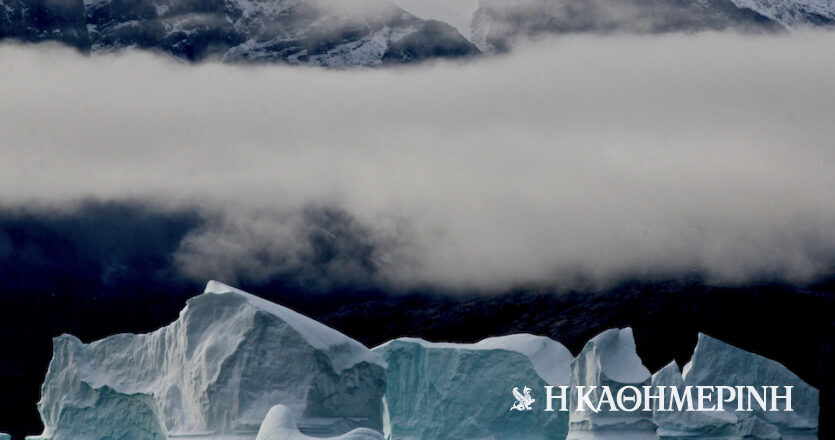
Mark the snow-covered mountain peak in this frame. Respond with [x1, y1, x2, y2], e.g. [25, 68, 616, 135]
[730, 0, 835, 26]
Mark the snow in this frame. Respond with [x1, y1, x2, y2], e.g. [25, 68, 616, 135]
[389, 0, 480, 40]
[229, 0, 302, 22]
[35, 281, 387, 439]
[730, 0, 835, 26]
[255, 405, 385, 440]
[374, 334, 572, 440]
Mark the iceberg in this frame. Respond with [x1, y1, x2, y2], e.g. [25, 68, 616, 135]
[256, 405, 385, 440]
[657, 333, 819, 439]
[27, 284, 821, 440]
[651, 361, 741, 439]
[34, 281, 387, 439]
[1, 434, 10, 440]
[374, 334, 573, 440]
[568, 328, 655, 439]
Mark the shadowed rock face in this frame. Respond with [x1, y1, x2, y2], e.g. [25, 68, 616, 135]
[0, 0, 90, 50]
[0, 0, 479, 65]
[382, 20, 480, 65]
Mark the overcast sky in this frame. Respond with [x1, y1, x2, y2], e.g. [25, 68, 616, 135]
[1, 32, 834, 291]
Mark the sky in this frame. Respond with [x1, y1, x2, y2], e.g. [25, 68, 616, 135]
[1, 32, 834, 292]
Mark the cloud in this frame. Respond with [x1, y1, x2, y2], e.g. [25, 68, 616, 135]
[1, 32, 834, 291]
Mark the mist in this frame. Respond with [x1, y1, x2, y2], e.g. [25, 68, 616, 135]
[1, 32, 834, 291]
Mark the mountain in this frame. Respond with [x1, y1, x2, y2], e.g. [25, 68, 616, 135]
[0, 0, 90, 49]
[729, 0, 835, 26]
[389, 0, 480, 38]
[0, 0, 479, 65]
[393, 0, 835, 53]
[3, 0, 835, 64]
[470, 0, 783, 52]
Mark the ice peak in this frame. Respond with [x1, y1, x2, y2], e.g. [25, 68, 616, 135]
[204, 280, 244, 295]
[585, 327, 651, 383]
[198, 281, 386, 371]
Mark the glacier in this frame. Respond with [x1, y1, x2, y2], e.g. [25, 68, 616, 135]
[374, 334, 573, 440]
[32, 281, 387, 440]
[256, 405, 385, 440]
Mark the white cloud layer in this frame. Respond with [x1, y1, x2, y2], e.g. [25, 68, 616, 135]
[1, 33, 834, 291]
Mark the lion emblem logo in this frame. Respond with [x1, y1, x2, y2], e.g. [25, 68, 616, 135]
[510, 386, 536, 411]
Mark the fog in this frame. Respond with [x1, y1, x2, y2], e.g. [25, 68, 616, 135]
[1, 32, 834, 291]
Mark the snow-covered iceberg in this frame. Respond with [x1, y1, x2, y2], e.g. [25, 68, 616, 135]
[568, 328, 655, 439]
[374, 334, 573, 440]
[256, 405, 385, 440]
[33, 281, 387, 440]
[652, 333, 819, 440]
